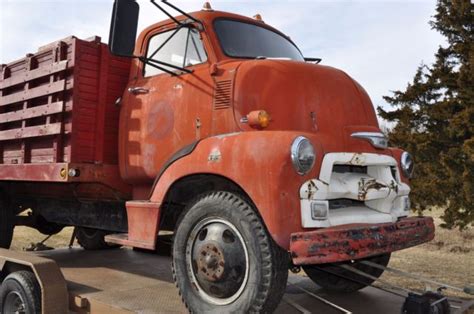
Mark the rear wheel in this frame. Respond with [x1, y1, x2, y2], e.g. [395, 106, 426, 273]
[0, 198, 14, 249]
[173, 191, 289, 313]
[76, 227, 120, 250]
[303, 253, 391, 293]
[0, 271, 41, 314]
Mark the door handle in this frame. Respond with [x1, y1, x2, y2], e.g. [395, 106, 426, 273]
[128, 87, 149, 95]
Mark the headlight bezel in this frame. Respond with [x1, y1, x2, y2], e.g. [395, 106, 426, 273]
[401, 151, 414, 178]
[291, 136, 316, 175]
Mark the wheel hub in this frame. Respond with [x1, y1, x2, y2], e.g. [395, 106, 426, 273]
[4, 291, 26, 314]
[197, 243, 225, 281]
[187, 218, 249, 305]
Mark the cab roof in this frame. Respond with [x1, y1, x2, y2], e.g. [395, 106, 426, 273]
[140, 9, 289, 40]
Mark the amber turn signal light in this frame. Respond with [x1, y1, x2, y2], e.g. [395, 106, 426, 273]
[202, 2, 213, 11]
[245, 110, 271, 129]
[253, 14, 264, 22]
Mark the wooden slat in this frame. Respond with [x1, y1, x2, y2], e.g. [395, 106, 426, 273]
[21, 56, 34, 163]
[0, 101, 64, 124]
[0, 123, 62, 141]
[0, 60, 68, 89]
[0, 79, 66, 106]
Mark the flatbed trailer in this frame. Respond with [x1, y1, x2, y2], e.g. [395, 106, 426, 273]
[0, 247, 472, 314]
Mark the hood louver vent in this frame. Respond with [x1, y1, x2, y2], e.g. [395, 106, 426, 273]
[213, 80, 232, 110]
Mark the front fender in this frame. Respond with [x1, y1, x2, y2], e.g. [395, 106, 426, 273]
[150, 131, 321, 249]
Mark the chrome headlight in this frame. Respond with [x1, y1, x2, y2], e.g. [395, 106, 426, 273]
[291, 136, 316, 175]
[401, 151, 414, 178]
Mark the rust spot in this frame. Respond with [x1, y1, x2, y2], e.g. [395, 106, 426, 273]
[349, 153, 365, 165]
[306, 180, 318, 199]
[358, 177, 387, 201]
[289, 217, 435, 265]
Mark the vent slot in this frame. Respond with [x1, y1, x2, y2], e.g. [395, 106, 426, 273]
[333, 165, 367, 174]
[213, 80, 232, 110]
[329, 198, 365, 209]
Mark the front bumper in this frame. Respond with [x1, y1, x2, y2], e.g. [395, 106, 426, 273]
[290, 216, 435, 265]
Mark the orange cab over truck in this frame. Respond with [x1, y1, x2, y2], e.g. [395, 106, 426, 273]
[0, 0, 435, 312]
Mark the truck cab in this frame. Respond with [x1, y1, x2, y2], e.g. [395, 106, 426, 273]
[0, 1, 434, 312]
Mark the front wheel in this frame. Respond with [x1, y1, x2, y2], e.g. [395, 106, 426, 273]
[303, 253, 391, 293]
[172, 192, 289, 313]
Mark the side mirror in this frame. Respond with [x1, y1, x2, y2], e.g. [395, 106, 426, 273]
[109, 0, 140, 57]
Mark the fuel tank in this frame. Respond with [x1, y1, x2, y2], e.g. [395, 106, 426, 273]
[232, 59, 381, 151]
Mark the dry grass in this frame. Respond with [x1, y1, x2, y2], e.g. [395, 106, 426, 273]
[9, 208, 474, 300]
[378, 207, 474, 300]
[10, 226, 73, 251]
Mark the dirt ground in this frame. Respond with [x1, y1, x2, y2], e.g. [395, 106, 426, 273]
[9, 207, 473, 300]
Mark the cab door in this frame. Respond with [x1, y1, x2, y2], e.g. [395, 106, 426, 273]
[119, 26, 212, 184]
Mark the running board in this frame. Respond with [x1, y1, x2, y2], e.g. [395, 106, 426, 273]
[105, 233, 155, 250]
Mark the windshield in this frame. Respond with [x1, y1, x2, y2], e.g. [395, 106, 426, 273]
[214, 19, 304, 61]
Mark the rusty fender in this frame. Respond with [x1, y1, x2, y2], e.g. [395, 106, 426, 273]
[150, 131, 322, 249]
[290, 216, 435, 265]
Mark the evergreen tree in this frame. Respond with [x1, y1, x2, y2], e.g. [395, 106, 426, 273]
[378, 0, 473, 229]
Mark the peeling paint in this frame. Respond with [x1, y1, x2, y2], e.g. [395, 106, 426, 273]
[208, 149, 222, 162]
[290, 217, 435, 265]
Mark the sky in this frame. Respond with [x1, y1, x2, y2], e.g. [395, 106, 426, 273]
[0, 0, 445, 114]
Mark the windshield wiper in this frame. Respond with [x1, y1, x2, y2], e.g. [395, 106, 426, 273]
[255, 56, 293, 61]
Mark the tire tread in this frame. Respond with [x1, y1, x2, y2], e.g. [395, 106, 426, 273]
[172, 191, 288, 313]
[0, 270, 41, 314]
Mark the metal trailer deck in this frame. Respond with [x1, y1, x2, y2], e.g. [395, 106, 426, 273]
[2, 247, 471, 314]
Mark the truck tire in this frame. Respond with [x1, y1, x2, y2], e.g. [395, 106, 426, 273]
[0, 270, 41, 314]
[76, 227, 120, 250]
[0, 198, 14, 249]
[172, 191, 289, 313]
[303, 253, 391, 293]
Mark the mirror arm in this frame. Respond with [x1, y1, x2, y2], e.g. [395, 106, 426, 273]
[141, 59, 178, 76]
[161, 0, 202, 27]
[151, 0, 181, 25]
[139, 57, 193, 75]
[148, 58, 193, 73]
[148, 26, 183, 60]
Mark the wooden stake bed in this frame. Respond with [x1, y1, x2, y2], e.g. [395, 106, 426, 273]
[0, 36, 130, 188]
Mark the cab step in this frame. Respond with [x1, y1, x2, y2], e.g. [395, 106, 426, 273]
[105, 200, 162, 250]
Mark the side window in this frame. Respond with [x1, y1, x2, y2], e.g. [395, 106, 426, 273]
[144, 27, 207, 77]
